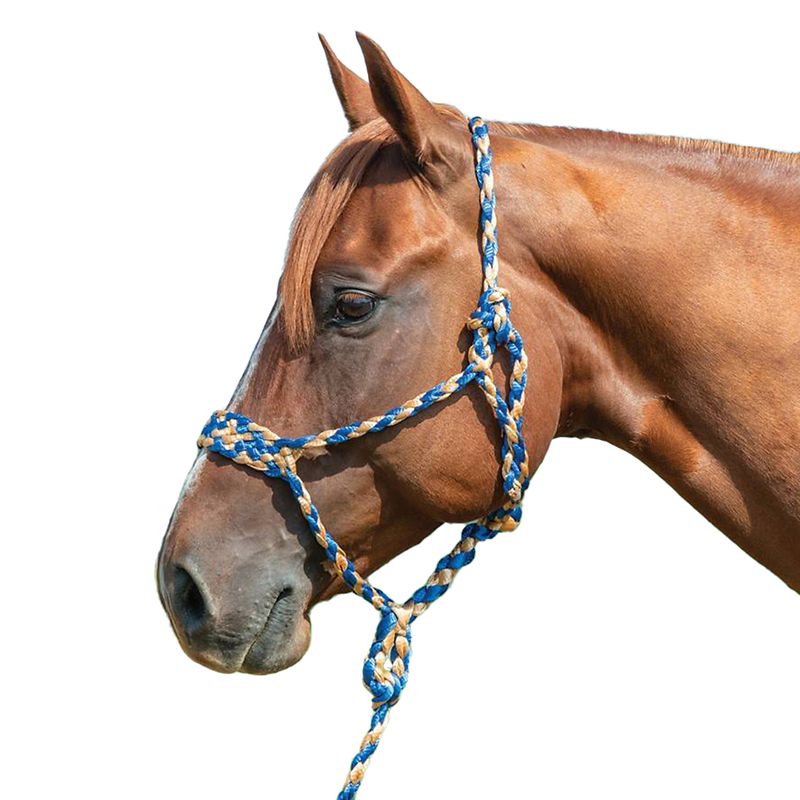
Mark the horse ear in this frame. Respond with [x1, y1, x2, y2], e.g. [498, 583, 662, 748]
[319, 34, 379, 131]
[355, 32, 468, 183]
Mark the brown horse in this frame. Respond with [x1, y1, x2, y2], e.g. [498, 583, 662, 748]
[158, 33, 800, 677]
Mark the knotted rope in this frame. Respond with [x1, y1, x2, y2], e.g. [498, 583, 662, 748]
[198, 118, 529, 798]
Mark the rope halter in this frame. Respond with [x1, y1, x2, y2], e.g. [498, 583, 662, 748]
[197, 118, 529, 799]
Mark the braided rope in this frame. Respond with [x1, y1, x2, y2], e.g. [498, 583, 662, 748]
[197, 118, 529, 798]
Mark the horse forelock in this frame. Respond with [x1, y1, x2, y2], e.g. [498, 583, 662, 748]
[278, 117, 397, 353]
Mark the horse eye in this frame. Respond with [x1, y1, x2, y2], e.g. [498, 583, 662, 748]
[334, 291, 377, 323]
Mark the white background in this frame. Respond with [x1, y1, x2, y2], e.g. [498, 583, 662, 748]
[2, 2, 798, 798]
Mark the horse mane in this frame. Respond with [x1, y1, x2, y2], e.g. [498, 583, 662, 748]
[492, 122, 800, 168]
[279, 117, 396, 352]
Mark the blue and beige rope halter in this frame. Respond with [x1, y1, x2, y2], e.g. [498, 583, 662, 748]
[198, 118, 529, 798]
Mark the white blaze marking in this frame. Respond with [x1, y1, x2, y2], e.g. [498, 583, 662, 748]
[229, 305, 279, 408]
[175, 449, 208, 508]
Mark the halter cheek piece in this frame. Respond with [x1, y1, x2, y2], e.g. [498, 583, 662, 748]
[198, 119, 529, 799]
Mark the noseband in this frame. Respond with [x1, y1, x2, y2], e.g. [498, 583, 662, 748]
[198, 119, 529, 798]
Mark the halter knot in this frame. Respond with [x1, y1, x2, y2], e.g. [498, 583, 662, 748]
[362, 605, 413, 709]
[468, 286, 512, 346]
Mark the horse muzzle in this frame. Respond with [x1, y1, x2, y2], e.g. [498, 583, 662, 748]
[158, 553, 312, 674]
[157, 463, 316, 677]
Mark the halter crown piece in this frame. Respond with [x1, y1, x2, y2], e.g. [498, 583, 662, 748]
[198, 119, 529, 798]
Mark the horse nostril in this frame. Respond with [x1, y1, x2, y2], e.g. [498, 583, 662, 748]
[171, 565, 209, 635]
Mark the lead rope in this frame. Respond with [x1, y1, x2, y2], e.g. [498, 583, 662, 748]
[197, 118, 529, 798]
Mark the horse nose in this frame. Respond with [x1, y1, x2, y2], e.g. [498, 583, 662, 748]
[158, 546, 314, 675]
[159, 558, 237, 672]
[168, 564, 212, 637]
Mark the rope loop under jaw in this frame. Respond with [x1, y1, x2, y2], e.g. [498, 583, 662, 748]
[197, 118, 530, 799]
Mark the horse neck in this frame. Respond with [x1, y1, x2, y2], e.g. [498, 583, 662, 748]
[494, 128, 800, 592]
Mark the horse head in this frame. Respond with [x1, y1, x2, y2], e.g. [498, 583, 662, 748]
[157, 34, 563, 675]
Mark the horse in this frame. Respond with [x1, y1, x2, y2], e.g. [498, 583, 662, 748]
[158, 31, 799, 703]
